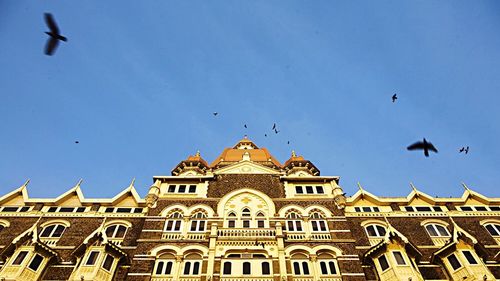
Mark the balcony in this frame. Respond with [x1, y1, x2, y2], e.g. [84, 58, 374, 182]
[161, 232, 208, 241]
[40, 237, 59, 246]
[318, 278, 342, 281]
[217, 228, 276, 239]
[430, 237, 450, 246]
[293, 277, 314, 281]
[285, 232, 332, 241]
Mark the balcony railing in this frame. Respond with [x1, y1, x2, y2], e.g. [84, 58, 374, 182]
[293, 277, 314, 281]
[285, 233, 332, 241]
[40, 237, 59, 246]
[220, 277, 274, 281]
[318, 278, 342, 281]
[430, 237, 450, 246]
[217, 228, 276, 239]
[161, 232, 208, 240]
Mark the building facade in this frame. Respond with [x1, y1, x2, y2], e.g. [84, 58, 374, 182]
[0, 137, 499, 280]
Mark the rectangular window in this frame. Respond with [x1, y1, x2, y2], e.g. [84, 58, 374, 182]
[178, 185, 186, 193]
[47, 207, 58, 212]
[432, 206, 442, 212]
[393, 251, 406, 265]
[59, 207, 74, 212]
[258, 220, 265, 228]
[243, 262, 251, 274]
[378, 255, 389, 271]
[462, 251, 478, 265]
[490, 206, 500, 211]
[76, 207, 86, 212]
[362, 207, 371, 212]
[12, 251, 28, 265]
[295, 186, 303, 194]
[183, 262, 191, 275]
[262, 261, 270, 275]
[192, 261, 200, 275]
[2, 207, 19, 212]
[102, 254, 114, 271]
[116, 208, 132, 213]
[28, 254, 44, 271]
[373, 207, 380, 212]
[415, 206, 432, 212]
[287, 221, 295, 231]
[105, 207, 114, 213]
[354, 207, 360, 212]
[293, 262, 301, 275]
[228, 220, 235, 228]
[312, 222, 318, 231]
[168, 185, 176, 192]
[243, 220, 250, 228]
[320, 261, 328, 274]
[447, 253, 462, 271]
[460, 206, 473, 211]
[20, 206, 30, 212]
[404, 206, 414, 212]
[316, 186, 324, 194]
[223, 262, 232, 274]
[133, 208, 143, 213]
[305, 186, 314, 194]
[85, 251, 100, 266]
[476, 206, 488, 211]
[188, 185, 197, 193]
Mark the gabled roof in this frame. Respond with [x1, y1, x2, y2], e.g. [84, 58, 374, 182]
[0, 180, 30, 205]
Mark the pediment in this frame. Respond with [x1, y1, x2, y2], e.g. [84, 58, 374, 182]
[213, 161, 280, 175]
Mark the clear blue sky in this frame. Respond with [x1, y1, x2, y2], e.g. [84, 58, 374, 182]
[1, 1, 500, 199]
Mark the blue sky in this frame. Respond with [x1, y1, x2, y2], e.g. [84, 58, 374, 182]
[1, 1, 500, 199]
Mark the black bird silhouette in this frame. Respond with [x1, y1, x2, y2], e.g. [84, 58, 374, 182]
[44, 13, 67, 56]
[274, 128, 279, 134]
[392, 94, 398, 103]
[459, 146, 470, 154]
[244, 124, 247, 128]
[213, 112, 218, 116]
[287, 141, 290, 145]
[272, 123, 276, 130]
[407, 138, 438, 157]
[75, 141, 79, 144]
[264, 134, 267, 137]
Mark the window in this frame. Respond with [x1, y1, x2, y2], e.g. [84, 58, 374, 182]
[256, 212, 265, 228]
[243, 262, 251, 275]
[106, 224, 128, 239]
[354, 206, 380, 212]
[86, 251, 100, 265]
[183, 261, 200, 275]
[243, 220, 250, 228]
[46, 206, 86, 213]
[286, 213, 303, 232]
[310, 212, 327, 232]
[292, 260, 310, 275]
[190, 212, 207, 232]
[319, 261, 337, 275]
[295, 186, 303, 194]
[447, 253, 461, 271]
[0, 206, 31, 212]
[293, 262, 301, 275]
[28, 254, 43, 271]
[223, 262, 232, 275]
[462, 251, 478, 265]
[102, 254, 114, 271]
[165, 212, 182, 232]
[485, 223, 500, 236]
[459, 206, 499, 212]
[378, 254, 389, 271]
[40, 224, 66, 238]
[393, 251, 406, 265]
[178, 185, 186, 193]
[12, 251, 28, 265]
[425, 224, 450, 237]
[302, 262, 310, 274]
[404, 206, 443, 212]
[316, 186, 324, 194]
[168, 185, 176, 192]
[227, 212, 236, 228]
[365, 225, 386, 237]
[305, 186, 314, 194]
[155, 261, 173, 275]
[188, 185, 197, 193]
[242, 208, 251, 228]
[103, 207, 143, 214]
[262, 262, 270, 275]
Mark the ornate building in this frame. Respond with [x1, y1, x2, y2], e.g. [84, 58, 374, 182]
[0, 137, 499, 280]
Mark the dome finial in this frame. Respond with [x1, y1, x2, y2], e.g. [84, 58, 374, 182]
[291, 150, 296, 157]
[195, 150, 201, 157]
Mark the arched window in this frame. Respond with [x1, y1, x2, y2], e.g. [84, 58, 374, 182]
[425, 223, 450, 237]
[243, 261, 251, 275]
[286, 212, 303, 232]
[164, 211, 183, 232]
[223, 261, 232, 275]
[484, 223, 500, 237]
[190, 212, 207, 232]
[317, 253, 339, 275]
[242, 208, 251, 228]
[40, 224, 66, 238]
[310, 212, 328, 232]
[183, 253, 202, 276]
[105, 224, 128, 239]
[154, 253, 175, 276]
[227, 212, 237, 228]
[365, 224, 386, 237]
[291, 253, 311, 276]
[261, 261, 270, 275]
[256, 212, 266, 228]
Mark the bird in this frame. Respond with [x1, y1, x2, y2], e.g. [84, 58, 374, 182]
[264, 134, 267, 137]
[392, 94, 398, 103]
[75, 141, 79, 144]
[274, 128, 279, 134]
[244, 124, 247, 128]
[287, 141, 290, 145]
[459, 146, 470, 154]
[213, 112, 218, 116]
[407, 138, 438, 157]
[44, 13, 67, 56]
[272, 123, 276, 130]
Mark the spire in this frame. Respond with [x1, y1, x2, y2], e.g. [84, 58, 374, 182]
[357, 182, 364, 192]
[128, 178, 136, 189]
[75, 178, 83, 188]
[291, 150, 297, 157]
[461, 182, 471, 191]
[410, 182, 417, 192]
[195, 150, 201, 157]
[21, 179, 31, 188]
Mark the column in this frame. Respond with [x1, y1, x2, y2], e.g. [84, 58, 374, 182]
[206, 222, 218, 280]
[310, 255, 319, 281]
[276, 222, 288, 280]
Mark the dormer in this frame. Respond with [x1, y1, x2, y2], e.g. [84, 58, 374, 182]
[171, 151, 210, 176]
[283, 151, 320, 177]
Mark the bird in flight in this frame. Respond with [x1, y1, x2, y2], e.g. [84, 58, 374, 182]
[75, 141, 79, 144]
[274, 128, 279, 134]
[392, 94, 398, 103]
[213, 112, 218, 116]
[407, 138, 438, 157]
[44, 13, 67, 56]
[459, 146, 470, 154]
[264, 134, 267, 137]
[244, 124, 247, 128]
[287, 141, 290, 145]
[272, 123, 276, 130]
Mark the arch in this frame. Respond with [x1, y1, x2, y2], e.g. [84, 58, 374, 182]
[0, 219, 10, 227]
[420, 219, 449, 227]
[360, 219, 387, 228]
[221, 248, 270, 257]
[305, 206, 333, 218]
[150, 245, 183, 257]
[285, 245, 314, 256]
[180, 245, 209, 256]
[40, 219, 71, 228]
[104, 219, 132, 228]
[278, 205, 306, 217]
[217, 188, 276, 217]
[312, 245, 343, 257]
[187, 204, 215, 217]
[160, 204, 189, 217]
[480, 219, 500, 226]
